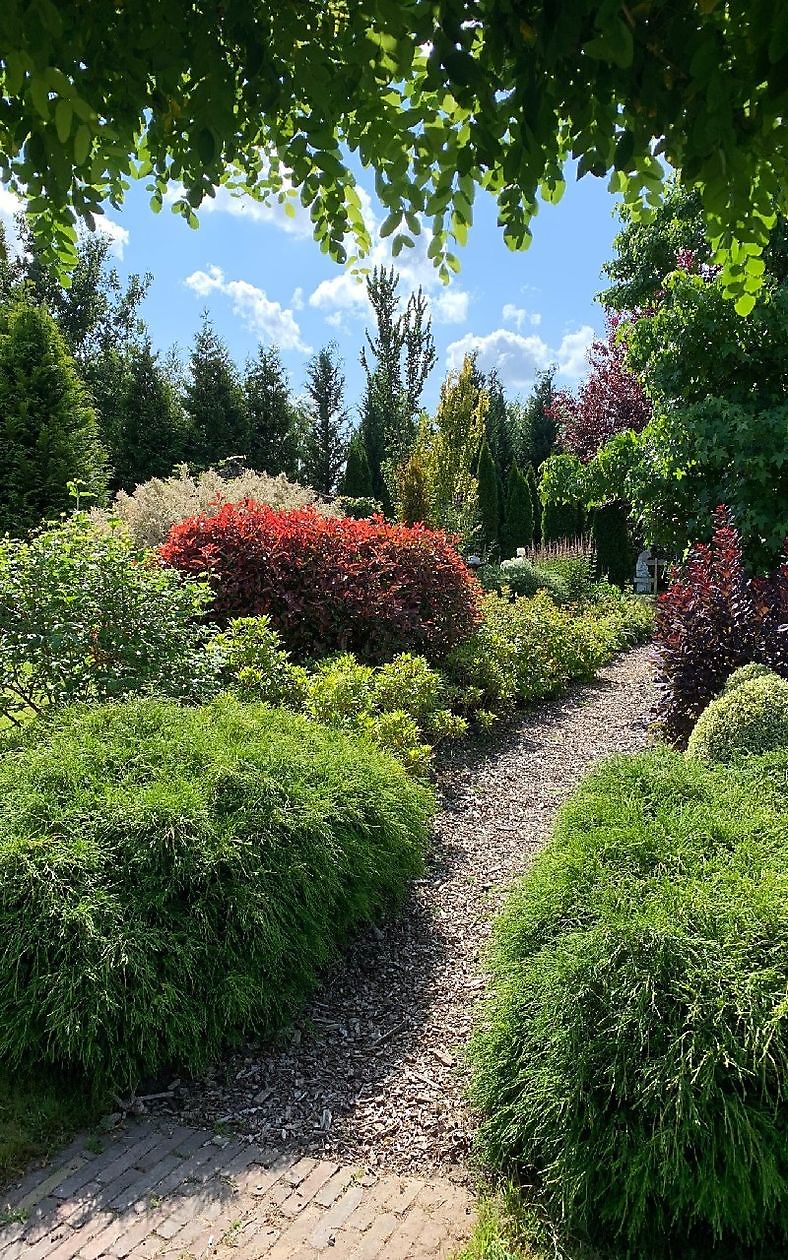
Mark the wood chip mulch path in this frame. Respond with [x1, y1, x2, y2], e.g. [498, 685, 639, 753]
[146, 644, 658, 1182]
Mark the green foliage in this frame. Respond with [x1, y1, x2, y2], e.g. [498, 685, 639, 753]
[0, 512, 216, 728]
[591, 500, 634, 588]
[302, 344, 350, 496]
[723, 662, 775, 694]
[489, 560, 570, 605]
[541, 499, 585, 545]
[477, 442, 500, 554]
[599, 182, 709, 312]
[470, 747, 788, 1255]
[443, 589, 651, 722]
[3, 1, 786, 302]
[216, 618, 465, 778]
[525, 464, 541, 546]
[342, 433, 374, 498]
[0, 1068, 101, 1185]
[687, 674, 788, 764]
[522, 370, 558, 469]
[104, 338, 189, 492]
[184, 315, 250, 469]
[338, 495, 381, 520]
[0, 697, 432, 1091]
[0, 303, 107, 534]
[244, 345, 301, 480]
[501, 462, 533, 558]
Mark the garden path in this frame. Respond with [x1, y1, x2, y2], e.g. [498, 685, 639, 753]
[2, 645, 656, 1260]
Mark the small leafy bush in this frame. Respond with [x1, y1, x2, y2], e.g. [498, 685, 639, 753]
[470, 748, 788, 1256]
[496, 558, 571, 604]
[687, 672, 788, 763]
[0, 513, 216, 728]
[723, 661, 774, 693]
[0, 697, 432, 1091]
[161, 502, 481, 662]
[211, 616, 309, 708]
[522, 537, 597, 599]
[655, 506, 788, 743]
[338, 495, 382, 520]
[91, 463, 339, 549]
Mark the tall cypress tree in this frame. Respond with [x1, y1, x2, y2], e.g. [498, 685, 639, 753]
[502, 461, 534, 557]
[244, 345, 300, 478]
[592, 501, 635, 587]
[525, 462, 542, 546]
[542, 499, 586, 543]
[184, 314, 249, 468]
[302, 344, 350, 496]
[109, 339, 189, 491]
[341, 433, 374, 497]
[477, 441, 500, 555]
[0, 303, 107, 533]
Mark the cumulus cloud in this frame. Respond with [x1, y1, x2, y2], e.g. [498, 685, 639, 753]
[94, 216, 129, 259]
[184, 265, 311, 352]
[198, 183, 314, 239]
[502, 302, 542, 330]
[445, 322, 595, 389]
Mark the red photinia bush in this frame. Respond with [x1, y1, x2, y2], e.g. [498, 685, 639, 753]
[549, 315, 651, 463]
[656, 506, 788, 742]
[160, 501, 481, 662]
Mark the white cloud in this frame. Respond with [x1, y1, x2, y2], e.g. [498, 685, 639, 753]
[94, 216, 129, 259]
[433, 287, 470, 324]
[445, 322, 595, 389]
[184, 265, 311, 352]
[502, 302, 542, 330]
[555, 325, 595, 379]
[0, 188, 22, 254]
[446, 329, 551, 387]
[199, 183, 314, 239]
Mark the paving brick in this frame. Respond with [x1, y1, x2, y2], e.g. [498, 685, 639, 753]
[308, 1184, 365, 1250]
[93, 1133, 162, 1187]
[383, 1177, 423, 1218]
[12, 1158, 87, 1213]
[278, 1161, 339, 1217]
[264, 1201, 328, 1260]
[342, 1178, 390, 1234]
[313, 1167, 358, 1209]
[346, 1209, 400, 1259]
[379, 1208, 433, 1260]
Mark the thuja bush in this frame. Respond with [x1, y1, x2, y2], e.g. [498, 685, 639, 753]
[161, 502, 480, 662]
[0, 697, 432, 1091]
[687, 672, 788, 764]
[470, 748, 788, 1256]
[91, 463, 339, 550]
[656, 506, 788, 743]
[0, 513, 216, 728]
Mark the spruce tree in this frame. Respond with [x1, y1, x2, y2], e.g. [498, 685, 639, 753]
[502, 461, 533, 558]
[184, 314, 249, 468]
[477, 440, 500, 555]
[484, 369, 514, 485]
[109, 339, 189, 491]
[524, 366, 558, 468]
[592, 501, 635, 588]
[542, 499, 586, 543]
[244, 345, 300, 478]
[0, 303, 107, 533]
[302, 345, 349, 496]
[525, 462, 542, 546]
[341, 433, 374, 497]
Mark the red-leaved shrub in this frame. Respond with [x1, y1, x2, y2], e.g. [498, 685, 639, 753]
[656, 506, 788, 742]
[160, 502, 481, 662]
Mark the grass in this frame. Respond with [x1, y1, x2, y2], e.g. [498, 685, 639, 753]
[0, 1069, 102, 1187]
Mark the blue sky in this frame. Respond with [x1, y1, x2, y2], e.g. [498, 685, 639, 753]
[1, 167, 622, 414]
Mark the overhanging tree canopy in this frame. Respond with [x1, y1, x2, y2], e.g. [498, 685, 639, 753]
[1, 1, 786, 307]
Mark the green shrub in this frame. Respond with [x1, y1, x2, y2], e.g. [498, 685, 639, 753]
[723, 662, 775, 693]
[0, 697, 432, 1091]
[211, 615, 309, 708]
[687, 673, 788, 763]
[0, 512, 216, 728]
[470, 748, 788, 1255]
[497, 558, 570, 603]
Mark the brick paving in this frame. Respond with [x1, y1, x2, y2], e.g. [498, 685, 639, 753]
[0, 1120, 474, 1259]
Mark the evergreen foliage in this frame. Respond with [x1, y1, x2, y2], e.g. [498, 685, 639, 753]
[244, 345, 300, 479]
[592, 500, 635, 588]
[524, 368, 558, 468]
[107, 339, 188, 491]
[302, 345, 350, 496]
[525, 463, 541, 546]
[341, 433, 374, 498]
[476, 441, 500, 555]
[502, 462, 534, 558]
[184, 315, 249, 469]
[0, 303, 107, 534]
[542, 499, 585, 544]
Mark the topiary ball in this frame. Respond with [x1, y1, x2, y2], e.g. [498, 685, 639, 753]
[688, 673, 788, 763]
[722, 661, 774, 694]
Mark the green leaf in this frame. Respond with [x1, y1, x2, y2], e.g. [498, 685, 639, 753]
[73, 124, 91, 165]
[584, 21, 634, 69]
[379, 211, 401, 238]
[30, 76, 51, 120]
[55, 99, 72, 144]
[734, 293, 755, 316]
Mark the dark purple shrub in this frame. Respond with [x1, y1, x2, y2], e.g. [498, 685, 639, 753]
[656, 506, 788, 742]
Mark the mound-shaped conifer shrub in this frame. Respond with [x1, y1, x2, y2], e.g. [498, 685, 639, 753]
[470, 748, 788, 1257]
[160, 502, 480, 662]
[688, 672, 788, 763]
[0, 697, 432, 1092]
[723, 661, 774, 693]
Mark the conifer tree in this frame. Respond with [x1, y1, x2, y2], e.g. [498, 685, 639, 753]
[184, 314, 249, 468]
[592, 501, 635, 588]
[542, 499, 586, 543]
[524, 367, 558, 468]
[302, 345, 349, 496]
[502, 461, 533, 557]
[341, 433, 374, 497]
[525, 462, 542, 546]
[477, 440, 500, 555]
[244, 345, 300, 478]
[0, 303, 107, 533]
[108, 339, 189, 491]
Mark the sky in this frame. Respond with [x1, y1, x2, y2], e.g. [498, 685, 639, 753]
[1, 165, 623, 415]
